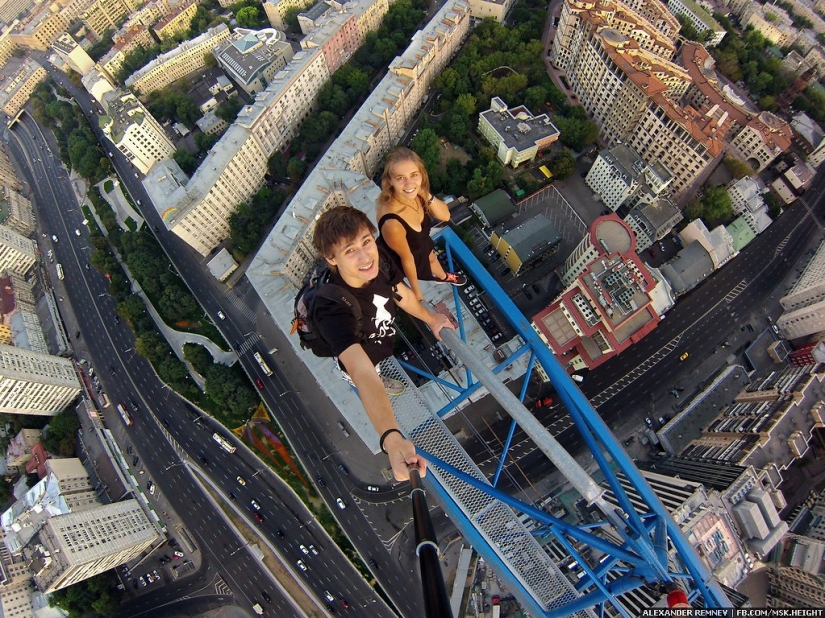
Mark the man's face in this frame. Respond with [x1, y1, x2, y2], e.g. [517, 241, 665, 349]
[325, 226, 379, 288]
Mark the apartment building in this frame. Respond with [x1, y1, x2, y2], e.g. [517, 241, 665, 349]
[0, 344, 81, 416]
[728, 112, 793, 173]
[5, 428, 41, 470]
[81, 0, 141, 39]
[31, 501, 159, 593]
[0, 0, 34, 25]
[740, 3, 797, 47]
[0, 224, 36, 276]
[152, 0, 197, 40]
[681, 365, 825, 484]
[585, 145, 647, 211]
[1, 187, 35, 237]
[8, 5, 67, 51]
[534, 214, 662, 370]
[126, 24, 231, 97]
[624, 197, 682, 252]
[791, 112, 825, 168]
[52, 33, 95, 76]
[490, 214, 561, 275]
[478, 97, 560, 168]
[0, 59, 47, 117]
[263, 0, 313, 30]
[0, 271, 48, 355]
[725, 176, 770, 237]
[0, 147, 21, 192]
[777, 240, 825, 339]
[213, 28, 295, 96]
[302, 13, 361, 75]
[100, 91, 175, 174]
[0, 25, 18, 70]
[666, 0, 725, 46]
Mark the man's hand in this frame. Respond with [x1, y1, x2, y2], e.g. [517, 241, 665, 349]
[384, 433, 426, 481]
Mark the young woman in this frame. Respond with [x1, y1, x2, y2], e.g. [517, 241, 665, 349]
[376, 147, 466, 302]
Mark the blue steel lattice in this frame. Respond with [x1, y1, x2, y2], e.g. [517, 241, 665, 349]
[392, 228, 730, 617]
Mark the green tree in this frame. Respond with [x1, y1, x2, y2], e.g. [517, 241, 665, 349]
[453, 92, 477, 116]
[286, 157, 307, 182]
[204, 53, 217, 69]
[173, 149, 198, 175]
[523, 85, 547, 112]
[283, 7, 302, 32]
[410, 128, 441, 174]
[184, 343, 214, 376]
[684, 199, 704, 221]
[547, 149, 576, 180]
[267, 151, 288, 180]
[702, 185, 733, 221]
[49, 571, 121, 617]
[215, 96, 244, 123]
[723, 155, 753, 179]
[466, 167, 496, 200]
[41, 409, 80, 456]
[195, 131, 218, 152]
[236, 6, 260, 27]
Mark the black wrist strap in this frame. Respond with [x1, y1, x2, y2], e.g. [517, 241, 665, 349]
[380, 428, 403, 454]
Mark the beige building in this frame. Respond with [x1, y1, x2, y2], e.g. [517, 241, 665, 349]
[0, 224, 36, 276]
[81, 0, 141, 39]
[5, 428, 41, 469]
[740, 3, 797, 47]
[777, 240, 825, 340]
[32, 501, 158, 593]
[0, 24, 18, 70]
[1, 188, 35, 237]
[52, 33, 95, 76]
[263, 0, 313, 30]
[126, 24, 231, 97]
[8, 5, 67, 51]
[152, 0, 197, 40]
[0, 146, 21, 192]
[101, 91, 175, 174]
[768, 566, 825, 608]
[728, 112, 793, 173]
[1, 271, 48, 355]
[0, 344, 81, 416]
[0, 559, 36, 618]
[465, 0, 515, 21]
[0, 0, 34, 25]
[0, 59, 47, 117]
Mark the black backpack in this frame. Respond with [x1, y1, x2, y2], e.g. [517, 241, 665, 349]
[291, 263, 364, 357]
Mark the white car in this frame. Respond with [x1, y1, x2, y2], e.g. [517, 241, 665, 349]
[296, 560, 308, 572]
[324, 590, 335, 602]
[217, 311, 225, 320]
[74, 229, 81, 236]
[237, 475, 246, 486]
[299, 544, 309, 555]
[51, 235, 58, 242]
[336, 497, 347, 510]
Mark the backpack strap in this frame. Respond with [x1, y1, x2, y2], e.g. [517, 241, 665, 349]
[313, 283, 365, 341]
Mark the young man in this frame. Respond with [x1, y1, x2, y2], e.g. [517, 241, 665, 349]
[312, 206, 454, 481]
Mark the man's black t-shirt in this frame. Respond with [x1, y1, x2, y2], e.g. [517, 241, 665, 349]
[314, 252, 404, 372]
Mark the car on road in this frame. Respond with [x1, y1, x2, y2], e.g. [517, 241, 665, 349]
[174, 550, 184, 558]
[369, 558, 379, 569]
[276, 529, 284, 538]
[324, 591, 335, 602]
[340, 598, 349, 609]
[645, 417, 653, 427]
[336, 497, 347, 510]
[75, 229, 81, 236]
[217, 311, 225, 320]
[237, 476, 247, 486]
[366, 485, 379, 492]
[148, 483, 156, 496]
[300, 544, 309, 555]
[337, 464, 348, 476]
[679, 352, 689, 361]
[316, 475, 325, 487]
[51, 235, 58, 242]
[261, 590, 271, 603]
[309, 544, 318, 555]
[250, 500, 261, 511]
[255, 378, 265, 389]
[134, 172, 139, 178]
[296, 560, 308, 572]
[254, 512, 264, 523]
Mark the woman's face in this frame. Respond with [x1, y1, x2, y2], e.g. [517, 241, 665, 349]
[388, 159, 423, 200]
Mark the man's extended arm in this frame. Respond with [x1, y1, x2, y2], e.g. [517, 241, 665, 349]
[393, 281, 454, 338]
[338, 343, 424, 481]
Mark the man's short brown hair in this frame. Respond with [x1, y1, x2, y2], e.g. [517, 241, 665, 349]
[312, 206, 377, 258]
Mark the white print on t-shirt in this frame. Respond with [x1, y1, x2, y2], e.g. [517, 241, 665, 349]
[370, 294, 396, 339]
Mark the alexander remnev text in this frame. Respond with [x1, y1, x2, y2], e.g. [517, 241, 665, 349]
[641, 610, 825, 617]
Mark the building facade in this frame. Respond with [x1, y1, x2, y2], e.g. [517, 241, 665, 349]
[777, 240, 825, 339]
[0, 345, 81, 416]
[126, 24, 231, 97]
[0, 59, 47, 117]
[0, 224, 36, 276]
[152, 0, 197, 40]
[81, 0, 141, 39]
[52, 33, 95, 76]
[100, 91, 175, 174]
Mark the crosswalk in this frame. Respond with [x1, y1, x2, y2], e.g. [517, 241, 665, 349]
[225, 290, 257, 323]
[589, 336, 681, 408]
[723, 279, 747, 305]
[237, 332, 262, 355]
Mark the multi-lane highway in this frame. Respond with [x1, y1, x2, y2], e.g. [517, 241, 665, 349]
[11, 70, 431, 616]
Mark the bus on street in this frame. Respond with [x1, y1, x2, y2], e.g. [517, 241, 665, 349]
[117, 403, 134, 426]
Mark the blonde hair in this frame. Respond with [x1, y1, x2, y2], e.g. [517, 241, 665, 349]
[377, 147, 431, 209]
